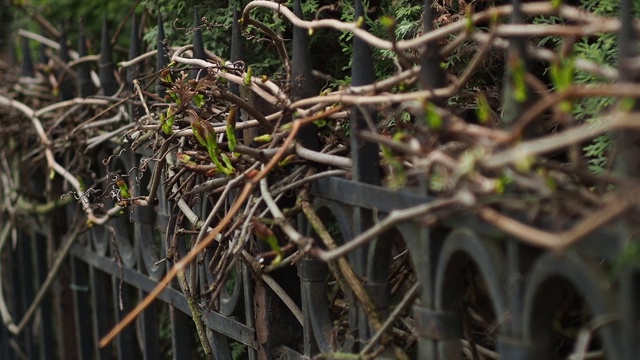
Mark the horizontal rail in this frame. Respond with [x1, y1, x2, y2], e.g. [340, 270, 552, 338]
[70, 243, 258, 349]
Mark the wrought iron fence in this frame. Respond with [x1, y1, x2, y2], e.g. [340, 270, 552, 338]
[1, 0, 639, 359]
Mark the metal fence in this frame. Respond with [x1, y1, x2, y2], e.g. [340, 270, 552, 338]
[1, 0, 639, 359]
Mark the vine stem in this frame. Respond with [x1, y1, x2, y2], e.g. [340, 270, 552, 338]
[176, 270, 214, 359]
[478, 187, 638, 252]
[317, 193, 471, 262]
[360, 282, 420, 356]
[300, 190, 383, 332]
[242, 1, 635, 52]
[99, 104, 343, 347]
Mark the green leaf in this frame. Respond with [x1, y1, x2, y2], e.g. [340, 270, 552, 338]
[252, 219, 283, 266]
[117, 178, 131, 199]
[509, 55, 528, 103]
[465, 7, 474, 33]
[380, 16, 395, 30]
[550, 54, 576, 113]
[226, 107, 238, 152]
[193, 93, 206, 108]
[476, 93, 492, 124]
[313, 119, 327, 128]
[192, 118, 232, 175]
[278, 154, 296, 167]
[381, 144, 406, 190]
[220, 153, 234, 172]
[423, 101, 443, 130]
[244, 66, 253, 86]
[253, 134, 272, 143]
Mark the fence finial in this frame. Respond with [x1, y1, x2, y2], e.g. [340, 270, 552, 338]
[39, 25, 49, 65]
[157, 12, 167, 98]
[230, 6, 244, 64]
[21, 36, 34, 77]
[127, 13, 141, 84]
[192, 6, 207, 80]
[614, 0, 640, 177]
[58, 30, 75, 100]
[291, 0, 320, 150]
[501, 0, 531, 130]
[350, 0, 380, 185]
[419, 0, 444, 91]
[229, 6, 245, 142]
[99, 15, 118, 96]
[77, 22, 96, 97]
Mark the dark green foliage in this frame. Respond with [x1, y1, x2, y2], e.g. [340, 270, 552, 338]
[535, 0, 638, 173]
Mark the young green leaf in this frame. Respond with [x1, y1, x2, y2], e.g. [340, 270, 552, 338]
[192, 118, 233, 175]
[476, 93, 493, 124]
[116, 178, 131, 199]
[193, 93, 206, 108]
[244, 66, 253, 86]
[550, 54, 575, 112]
[380, 16, 395, 30]
[278, 154, 296, 167]
[254, 134, 272, 143]
[225, 106, 238, 152]
[465, 6, 475, 34]
[423, 101, 443, 130]
[251, 219, 283, 266]
[161, 107, 175, 135]
[508, 55, 528, 103]
[220, 153, 234, 173]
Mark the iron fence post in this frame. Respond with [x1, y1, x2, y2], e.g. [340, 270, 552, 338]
[99, 16, 118, 96]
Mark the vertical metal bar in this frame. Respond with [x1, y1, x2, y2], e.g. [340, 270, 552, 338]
[71, 254, 95, 360]
[113, 280, 139, 360]
[58, 30, 75, 100]
[99, 16, 118, 96]
[242, 263, 258, 360]
[497, 242, 541, 357]
[128, 13, 143, 120]
[349, 0, 381, 344]
[170, 306, 191, 360]
[127, 13, 141, 85]
[614, 0, 640, 176]
[291, 0, 320, 150]
[230, 6, 248, 145]
[229, 5, 243, 102]
[192, 6, 207, 80]
[156, 12, 168, 99]
[0, 0, 12, 57]
[77, 23, 96, 97]
[91, 267, 114, 360]
[501, 0, 529, 130]
[254, 265, 303, 359]
[412, 226, 446, 360]
[617, 4, 640, 358]
[33, 234, 55, 360]
[419, 0, 444, 91]
[20, 36, 34, 77]
[0, 317, 14, 360]
[621, 269, 640, 360]
[414, 3, 445, 355]
[350, 0, 381, 187]
[206, 329, 232, 360]
[138, 290, 160, 360]
[39, 25, 49, 65]
[16, 232, 35, 359]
